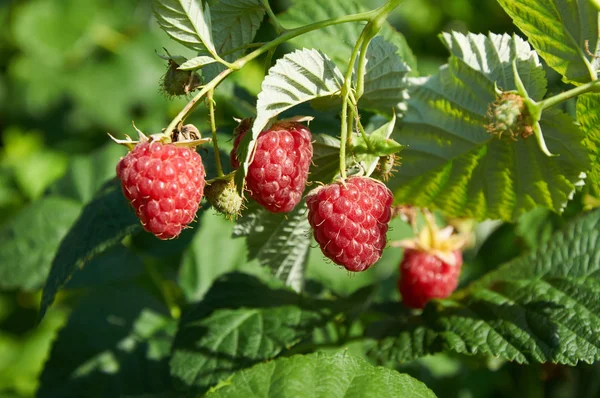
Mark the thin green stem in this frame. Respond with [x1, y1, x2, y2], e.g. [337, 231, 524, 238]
[339, 95, 350, 180]
[264, 46, 276, 75]
[538, 80, 600, 111]
[163, 7, 378, 135]
[207, 90, 224, 177]
[260, 0, 285, 34]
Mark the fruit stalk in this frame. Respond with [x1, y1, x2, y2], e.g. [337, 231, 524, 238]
[207, 90, 225, 177]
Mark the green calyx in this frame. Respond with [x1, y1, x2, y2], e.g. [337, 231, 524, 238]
[161, 60, 202, 97]
[205, 176, 244, 220]
[485, 92, 533, 141]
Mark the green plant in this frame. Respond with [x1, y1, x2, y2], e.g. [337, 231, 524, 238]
[2, 0, 600, 397]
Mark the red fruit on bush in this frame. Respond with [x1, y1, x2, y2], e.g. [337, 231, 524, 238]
[232, 119, 313, 213]
[398, 248, 463, 309]
[116, 141, 206, 239]
[306, 176, 394, 272]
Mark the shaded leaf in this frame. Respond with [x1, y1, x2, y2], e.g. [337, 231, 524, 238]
[0, 197, 81, 290]
[576, 93, 600, 196]
[39, 179, 140, 321]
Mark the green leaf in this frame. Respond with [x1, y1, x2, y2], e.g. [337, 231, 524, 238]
[51, 142, 126, 204]
[497, 0, 599, 84]
[194, 0, 265, 80]
[278, 0, 417, 74]
[170, 272, 338, 395]
[234, 49, 344, 194]
[0, 197, 81, 290]
[576, 93, 600, 196]
[389, 32, 589, 221]
[152, 0, 216, 53]
[179, 211, 250, 301]
[39, 179, 140, 321]
[39, 285, 174, 398]
[206, 351, 437, 397]
[233, 203, 310, 291]
[178, 55, 217, 70]
[357, 37, 410, 116]
[368, 209, 600, 365]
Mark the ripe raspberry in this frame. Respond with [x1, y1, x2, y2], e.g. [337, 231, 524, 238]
[116, 141, 205, 239]
[306, 177, 393, 272]
[232, 120, 313, 213]
[398, 249, 463, 309]
[230, 118, 253, 169]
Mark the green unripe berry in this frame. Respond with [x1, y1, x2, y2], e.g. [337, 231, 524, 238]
[205, 178, 243, 220]
[485, 92, 533, 141]
[161, 60, 201, 97]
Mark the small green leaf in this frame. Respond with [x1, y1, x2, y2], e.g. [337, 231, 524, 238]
[497, 0, 599, 84]
[351, 114, 402, 177]
[279, 0, 417, 74]
[170, 273, 339, 395]
[390, 32, 588, 221]
[152, 0, 216, 53]
[357, 37, 410, 116]
[206, 351, 437, 398]
[178, 55, 217, 70]
[39, 179, 141, 321]
[576, 93, 600, 196]
[0, 197, 81, 290]
[234, 49, 344, 194]
[368, 209, 600, 365]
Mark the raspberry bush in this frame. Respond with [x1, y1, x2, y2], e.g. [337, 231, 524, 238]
[3, 0, 600, 397]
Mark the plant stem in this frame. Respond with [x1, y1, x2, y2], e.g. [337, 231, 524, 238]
[538, 80, 600, 111]
[163, 7, 379, 136]
[260, 0, 285, 34]
[207, 90, 224, 177]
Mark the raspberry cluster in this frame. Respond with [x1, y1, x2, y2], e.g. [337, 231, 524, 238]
[306, 177, 393, 272]
[116, 141, 205, 239]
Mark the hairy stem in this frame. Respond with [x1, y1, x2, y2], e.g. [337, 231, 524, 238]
[538, 80, 600, 111]
[207, 90, 224, 177]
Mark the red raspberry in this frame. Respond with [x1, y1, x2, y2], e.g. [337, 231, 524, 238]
[116, 141, 205, 239]
[232, 120, 313, 213]
[306, 177, 393, 272]
[398, 249, 463, 309]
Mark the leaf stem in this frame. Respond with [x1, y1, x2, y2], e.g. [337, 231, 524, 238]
[538, 80, 600, 111]
[260, 0, 285, 34]
[207, 90, 224, 177]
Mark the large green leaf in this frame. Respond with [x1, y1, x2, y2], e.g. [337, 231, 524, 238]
[0, 197, 81, 290]
[233, 203, 310, 292]
[206, 351, 437, 398]
[367, 209, 600, 365]
[278, 0, 417, 74]
[39, 285, 174, 398]
[152, 0, 216, 53]
[170, 273, 340, 395]
[389, 32, 589, 221]
[234, 48, 343, 194]
[39, 179, 140, 321]
[497, 0, 599, 85]
[576, 93, 600, 196]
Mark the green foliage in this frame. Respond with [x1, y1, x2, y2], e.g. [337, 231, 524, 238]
[206, 351, 437, 397]
[368, 209, 600, 365]
[278, 0, 417, 74]
[389, 32, 589, 221]
[576, 93, 600, 196]
[0, 197, 81, 290]
[497, 0, 599, 85]
[170, 273, 339, 395]
[39, 180, 140, 320]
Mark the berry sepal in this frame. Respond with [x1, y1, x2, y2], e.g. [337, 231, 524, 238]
[108, 123, 211, 151]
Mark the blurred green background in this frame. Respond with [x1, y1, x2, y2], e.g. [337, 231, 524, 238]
[0, 0, 595, 397]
